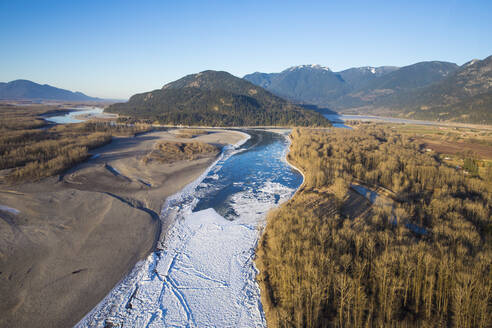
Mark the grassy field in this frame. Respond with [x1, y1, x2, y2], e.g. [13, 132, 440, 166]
[143, 140, 219, 164]
[0, 105, 152, 182]
[361, 122, 492, 180]
[257, 126, 492, 327]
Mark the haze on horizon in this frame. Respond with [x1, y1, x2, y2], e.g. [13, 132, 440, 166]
[1, 0, 491, 99]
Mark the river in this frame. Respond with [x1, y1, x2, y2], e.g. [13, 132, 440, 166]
[76, 130, 302, 328]
[44, 106, 115, 123]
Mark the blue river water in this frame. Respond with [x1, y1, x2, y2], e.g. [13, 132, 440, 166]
[194, 129, 302, 219]
[44, 106, 107, 123]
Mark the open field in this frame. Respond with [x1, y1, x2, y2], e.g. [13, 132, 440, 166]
[0, 117, 246, 328]
[351, 122, 492, 180]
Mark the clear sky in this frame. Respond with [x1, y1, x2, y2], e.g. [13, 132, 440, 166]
[1, 0, 491, 99]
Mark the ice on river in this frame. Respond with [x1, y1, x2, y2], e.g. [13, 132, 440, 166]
[77, 179, 295, 327]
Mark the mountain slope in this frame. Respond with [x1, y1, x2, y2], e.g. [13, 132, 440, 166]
[338, 66, 399, 90]
[357, 61, 458, 91]
[244, 65, 350, 107]
[333, 61, 459, 109]
[0, 79, 99, 101]
[106, 70, 330, 127]
[373, 55, 492, 123]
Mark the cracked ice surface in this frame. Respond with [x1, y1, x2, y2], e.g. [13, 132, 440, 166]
[76, 209, 270, 328]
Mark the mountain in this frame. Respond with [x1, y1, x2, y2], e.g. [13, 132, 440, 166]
[106, 70, 330, 127]
[338, 66, 399, 90]
[371, 55, 492, 123]
[244, 65, 350, 107]
[244, 61, 459, 110]
[0, 79, 99, 101]
[333, 61, 459, 109]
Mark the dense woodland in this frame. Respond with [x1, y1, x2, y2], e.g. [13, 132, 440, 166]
[257, 126, 492, 327]
[0, 105, 151, 182]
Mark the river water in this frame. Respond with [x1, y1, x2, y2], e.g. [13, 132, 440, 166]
[77, 130, 302, 328]
[45, 106, 113, 123]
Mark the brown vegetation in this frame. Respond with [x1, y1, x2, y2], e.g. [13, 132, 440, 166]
[143, 141, 219, 164]
[0, 105, 152, 182]
[257, 126, 492, 327]
[175, 128, 210, 138]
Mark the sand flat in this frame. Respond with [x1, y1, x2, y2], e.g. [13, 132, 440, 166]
[0, 128, 245, 328]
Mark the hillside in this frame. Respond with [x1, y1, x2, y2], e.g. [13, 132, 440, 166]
[333, 61, 459, 109]
[337, 66, 398, 90]
[244, 65, 350, 106]
[106, 70, 330, 127]
[243, 58, 492, 124]
[0, 79, 99, 101]
[372, 55, 492, 123]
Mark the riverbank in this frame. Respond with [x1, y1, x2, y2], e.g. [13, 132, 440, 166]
[75, 129, 302, 327]
[0, 129, 245, 328]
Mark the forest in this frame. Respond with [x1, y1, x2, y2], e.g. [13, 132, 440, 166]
[0, 105, 151, 182]
[256, 125, 492, 327]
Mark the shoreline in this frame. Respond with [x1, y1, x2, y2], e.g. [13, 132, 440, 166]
[75, 130, 252, 326]
[0, 128, 247, 328]
[156, 130, 251, 248]
[284, 133, 306, 197]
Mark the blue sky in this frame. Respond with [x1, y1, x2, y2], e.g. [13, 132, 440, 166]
[1, 0, 491, 99]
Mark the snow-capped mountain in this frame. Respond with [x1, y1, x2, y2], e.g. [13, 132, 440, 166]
[283, 64, 331, 72]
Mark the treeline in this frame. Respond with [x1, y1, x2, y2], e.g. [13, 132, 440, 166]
[0, 106, 152, 182]
[257, 126, 492, 327]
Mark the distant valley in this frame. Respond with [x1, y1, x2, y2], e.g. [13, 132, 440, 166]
[244, 55, 492, 124]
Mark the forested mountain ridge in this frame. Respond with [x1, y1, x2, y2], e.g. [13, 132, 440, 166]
[337, 66, 399, 90]
[244, 65, 351, 106]
[0, 79, 99, 101]
[106, 70, 330, 127]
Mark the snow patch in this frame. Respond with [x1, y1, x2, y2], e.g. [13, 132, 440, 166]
[0, 205, 20, 215]
[285, 64, 331, 72]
